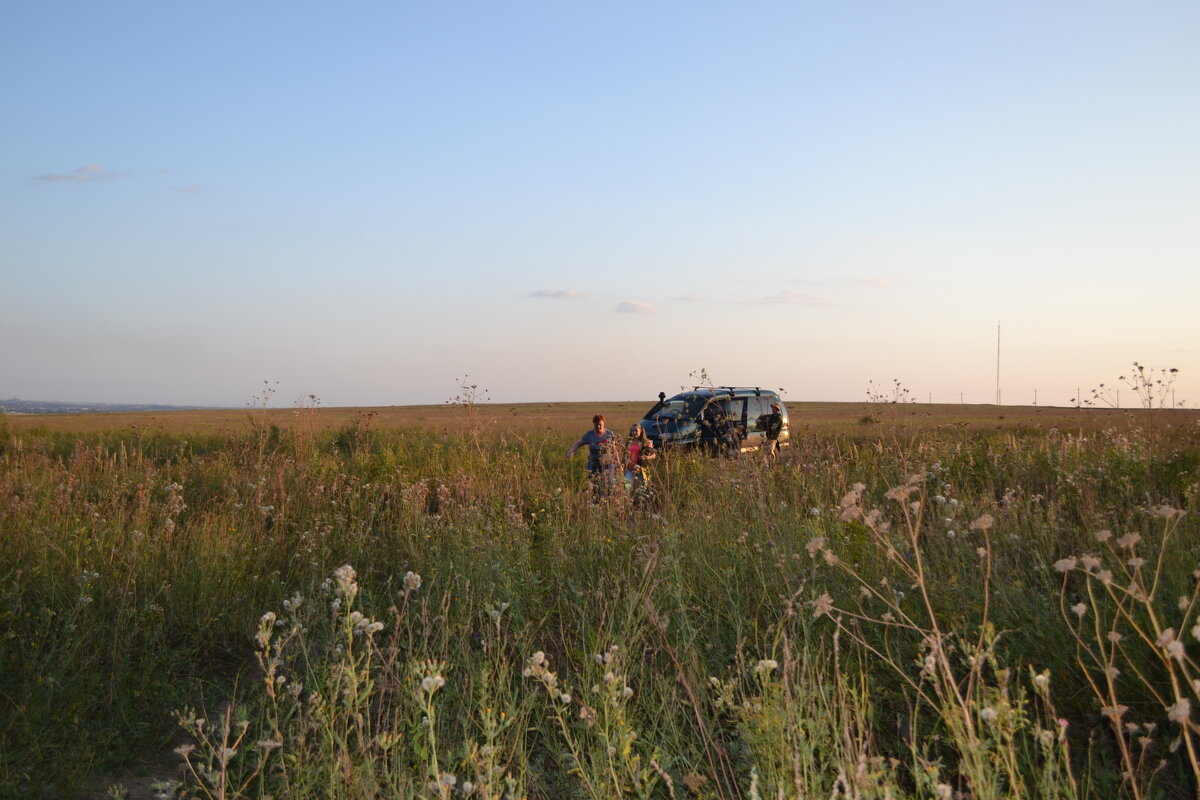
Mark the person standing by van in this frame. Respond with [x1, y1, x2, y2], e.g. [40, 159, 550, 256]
[567, 414, 618, 492]
[763, 401, 784, 463]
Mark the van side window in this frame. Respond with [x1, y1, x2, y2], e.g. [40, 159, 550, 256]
[747, 397, 770, 431]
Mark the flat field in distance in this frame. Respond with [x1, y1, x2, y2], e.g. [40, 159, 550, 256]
[6, 400, 1197, 437]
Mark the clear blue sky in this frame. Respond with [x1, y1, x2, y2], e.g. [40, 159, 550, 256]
[3, 1, 1198, 408]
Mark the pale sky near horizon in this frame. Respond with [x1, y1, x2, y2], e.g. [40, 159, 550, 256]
[3, 2, 1198, 409]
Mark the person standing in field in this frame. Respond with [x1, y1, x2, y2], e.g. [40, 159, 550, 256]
[763, 401, 784, 463]
[623, 423, 656, 495]
[567, 414, 619, 493]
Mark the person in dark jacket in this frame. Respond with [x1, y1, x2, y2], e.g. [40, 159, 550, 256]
[763, 402, 783, 463]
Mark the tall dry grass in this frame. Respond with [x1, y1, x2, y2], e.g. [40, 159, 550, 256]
[1, 406, 1198, 798]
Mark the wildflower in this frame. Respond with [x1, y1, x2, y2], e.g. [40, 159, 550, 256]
[1157, 505, 1184, 520]
[806, 537, 826, 556]
[559, 693, 571, 704]
[1127, 557, 1146, 569]
[403, 571, 422, 592]
[1079, 554, 1102, 571]
[333, 564, 358, 601]
[1168, 698, 1191, 725]
[936, 784, 953, 800]
[1097, 570, 1114, 586]
[1033, 672, 1050, 690]
[823, 549, 838, 566]
[1158, 629, 1186, 661]
[809, 507, 821, 516]
[976, 547, 987, 559]
[1095, 529, 1113, 542]
[1116, 532, 1141, 549]
[439, 773, 457, 788]
[579, 705, 597, 727]
[257, 738, 282, 752]
[1192, 622, 1200, 643]
[921, 655, 937, 678]
[970, 514, 994, 532]
[753, 659, 778, 675]
[1053, 557, 1077, 573]
[174, 744, 195, 757]
[812, 593, 834, 618]
[1071, 603, 1087, 618]
[622, 685, 634, 699]
[1102, 705, 1129, 721]
[980, 707, 997, 723]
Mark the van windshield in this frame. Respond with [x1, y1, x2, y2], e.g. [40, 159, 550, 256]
[643, 396, 706, 420]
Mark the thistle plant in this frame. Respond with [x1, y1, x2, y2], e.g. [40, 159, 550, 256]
[811, 474, 1078, 799]
[1053, 504, 1197, 799]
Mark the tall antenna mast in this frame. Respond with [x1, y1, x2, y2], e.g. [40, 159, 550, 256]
[995, 321, 1001, 405]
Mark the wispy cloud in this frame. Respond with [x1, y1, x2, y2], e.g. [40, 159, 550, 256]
[740, 290, 831, 307]
[529, 289, 585, 299]
[791, 276, 892, 288]
[674, 292, 705, 302]
[616, 301, 657, 314]
[37, 164, 121, 183]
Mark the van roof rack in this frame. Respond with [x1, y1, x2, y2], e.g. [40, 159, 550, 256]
[690, 386, 764, 396]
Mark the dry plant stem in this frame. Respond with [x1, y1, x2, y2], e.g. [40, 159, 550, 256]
[644, 597, 743, 800]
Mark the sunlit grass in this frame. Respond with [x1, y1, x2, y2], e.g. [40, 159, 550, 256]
[1, 406, 1198, 797]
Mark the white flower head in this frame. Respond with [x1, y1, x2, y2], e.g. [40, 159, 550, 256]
[403, 571, 422, 592]
[753, 659, 779, 675]
[1168, 698, 1192, 725]
[333, 564, 358, 601]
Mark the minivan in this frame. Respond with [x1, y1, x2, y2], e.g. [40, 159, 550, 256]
[638, 387, 789, 454]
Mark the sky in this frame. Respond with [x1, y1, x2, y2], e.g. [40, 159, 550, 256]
[3, 1, 1198, 409]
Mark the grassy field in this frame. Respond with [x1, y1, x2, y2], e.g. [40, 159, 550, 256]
[6, 399, 1191, 437]
[2, 401, 1199, 799]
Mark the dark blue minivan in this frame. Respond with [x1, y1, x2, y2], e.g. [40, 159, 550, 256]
[638, 387, 789, 454]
